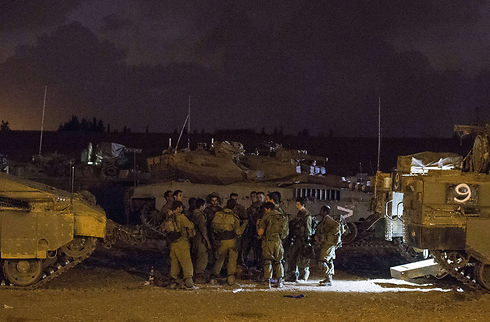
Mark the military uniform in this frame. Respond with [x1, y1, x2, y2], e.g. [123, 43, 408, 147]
[315, 215, 341, 285]
[190, 208, 209, 282]
[288, 208, 313, 281]
[211, 208, 247, 285]
[204, 205, 222, 266]
[162, 210, 195, 287]
[241, 202, 263, 268]
[160, 201, 172, 222]
[258, 209, 289, 285]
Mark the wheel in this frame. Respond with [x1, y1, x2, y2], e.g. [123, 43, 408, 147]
[3, 259, 43, 286]
[61, 236, 97, 258]
[341, 222, 358, 245]
[140, 205, 165, 231]
[104, 166, 119, 177]
[475, 262, 490, 290]
[472, 135, 490, 173]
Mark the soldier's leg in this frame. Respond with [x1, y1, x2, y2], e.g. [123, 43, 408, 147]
[194, 242, 208, 276]
[262, 241, 273, 280]
[318, 244, 336, 286]
[169, 244, 180, 281]
[298, 255, 311, 281]
[226, 239, 238, 276]
[241, 234, 252, 267]
[212, 240, 227, 277]
[286, 242, 300, 281]
[252, 237, 262, 269]
[175, 241, 193, 280]
[274, 241, 285, 279]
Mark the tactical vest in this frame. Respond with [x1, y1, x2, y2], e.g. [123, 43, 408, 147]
[265, 212, 288, 241]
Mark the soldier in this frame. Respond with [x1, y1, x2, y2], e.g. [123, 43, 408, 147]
[160, 190, 174, 221]
[204, 192, 222, 267]
[162, 201, 196, 289]
[265, 192, 284, 215]
[188, 197, 197, 214]
[173, 190, 188, 217]
[314, 205, 341, 286]
[257, 202, 289, 288]
[190, 198, 211, 284]
[241, 191, 264, 268]
[204, 192, 222, 224]
[210, 199, 248, 286]
[229, 192, 247, 267]
[287, 197, 314, 282]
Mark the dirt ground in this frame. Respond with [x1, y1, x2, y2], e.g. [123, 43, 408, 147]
[0, 242, 489, 322]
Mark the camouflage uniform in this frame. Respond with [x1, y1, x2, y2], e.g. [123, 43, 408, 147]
[233, 202, 248, 266]
[204, 205, 222, 266]
[288, 208, 313, 281]
[160, 201, 172, 222]
[258, 209, 289, 281]
[211, 208, 247, 284]
[190, 208, 209, 280]
[162, 210, 195, 284]
[315, 215, 341, 280]
[241, 202, 263, 268]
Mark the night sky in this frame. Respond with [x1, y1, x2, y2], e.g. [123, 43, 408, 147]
[2, 0, 490, 137]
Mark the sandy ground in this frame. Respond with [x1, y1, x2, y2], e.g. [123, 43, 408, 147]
[0, 243, 489, 322]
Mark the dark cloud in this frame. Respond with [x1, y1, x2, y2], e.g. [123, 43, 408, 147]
[2, 1, 490, 137]
[101, 14, 132, 32]
[0, 0, 80, 31]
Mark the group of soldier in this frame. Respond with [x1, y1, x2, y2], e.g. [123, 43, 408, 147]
[157, 189, 343, 290]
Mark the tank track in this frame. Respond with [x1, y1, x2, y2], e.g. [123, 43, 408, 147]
[339, 231, 426, 264]
[0, 239, 97, 289]
[431, 250, 487, 293]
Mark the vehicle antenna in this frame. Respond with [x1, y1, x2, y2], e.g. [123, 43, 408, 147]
[39, 85, 47, 156]
[175, 114, 189, 153]
[188, 95, 191, 150]
[377, 97, 381, 173]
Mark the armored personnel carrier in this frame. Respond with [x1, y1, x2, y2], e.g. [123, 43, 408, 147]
[0, 172, 137, 287]
[375, 125, 490, 291]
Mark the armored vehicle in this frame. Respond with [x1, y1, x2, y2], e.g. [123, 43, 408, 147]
[0, 172, 106, 286]
[376, 125, 490, 290]
[137, 140, 374, 243]
[129, 179, 372, 244]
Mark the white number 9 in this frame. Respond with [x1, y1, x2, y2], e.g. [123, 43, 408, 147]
[454, 183, 471, 203]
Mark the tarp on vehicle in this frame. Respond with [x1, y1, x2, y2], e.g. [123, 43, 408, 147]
[397, 151, 463, 174]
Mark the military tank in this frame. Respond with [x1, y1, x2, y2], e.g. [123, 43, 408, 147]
[375, 125, 490, 291]
[0, 172, 140, 287]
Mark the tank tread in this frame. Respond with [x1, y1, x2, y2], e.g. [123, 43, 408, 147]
[1, 241, 96, 289]
[431, 250, 487, 293]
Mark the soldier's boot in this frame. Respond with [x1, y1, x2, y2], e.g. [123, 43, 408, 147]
[176, 278, 186, 288]
[227, 274, 236, 286]
[275, 278, 284, 288]
[319, 275, 332, 287]
[168, 279, 178, 289]
[209, 274, 218, 285]
[194, 273, 206, 284]
[303, 270, 310, 282]
[184, 277, 194, 289]
[261, 278, 272, 289]
[293, 271, 300, 283]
